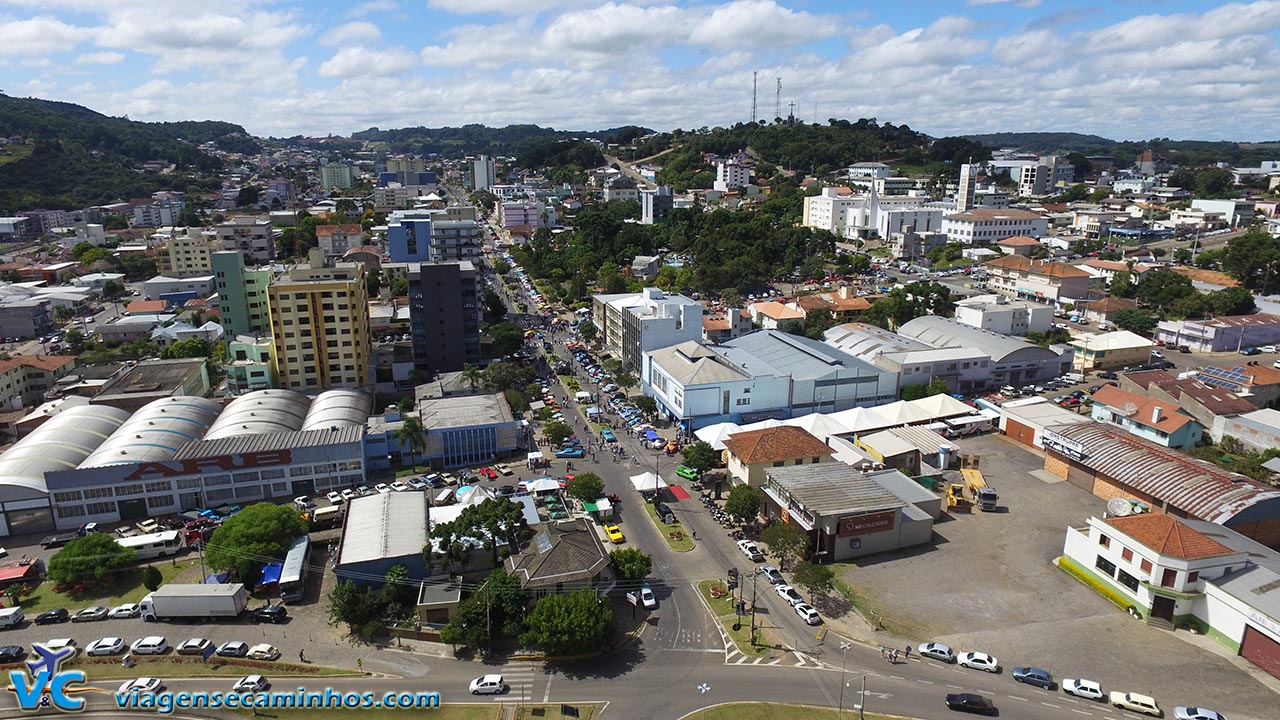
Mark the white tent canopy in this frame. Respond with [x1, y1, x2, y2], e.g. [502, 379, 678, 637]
[695, 421, 742, 450]
[527, 451, 544, 460]
[782, 412, 852, 440]
[910, 393, 976, 418]
[456, 485, 496, 505]
[826, 406, 893, 434]
[527, 477, 561, 493]
[630, 471, 668, 492]
[738, 418, 785, 433]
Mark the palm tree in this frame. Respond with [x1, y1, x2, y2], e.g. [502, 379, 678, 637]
[392, 416, 426, 472]
[460, 364, 483, 391]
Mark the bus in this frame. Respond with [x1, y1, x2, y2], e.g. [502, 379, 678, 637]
[278, 535, 310, 603]
[310, 505, 342, 529]
[118, 530, 187, 560]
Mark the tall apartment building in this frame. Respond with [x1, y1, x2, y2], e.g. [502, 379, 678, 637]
[592, 288, 703, 371]
[267, 250, 369, 390]
[956, 163, 978, 213]
[320, 161, 354, 191]
[641, 186, 674, 225]
[472, 155, 496, 192]
[386, 155, 426, 174]
[166, 228, 220, 278]
[942, 208, 1048, 244]
[133, 194, 185, 227]
[713, 160, 750, 192]
[0, 355, 77, 411]
[495, 200, 555, 230]
[212, 250, 273, 338]
[1018, 155, 1073, 197]
[215, 216, 274, 263]
[407, 260, 480, 375]
[802, 188, 860, 235]
[385, 210, 433, 263]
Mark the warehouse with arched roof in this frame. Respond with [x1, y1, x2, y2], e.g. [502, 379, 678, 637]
[79, 397, 222, 469]
[301, 388, 373, 431]
[203, 389, 311, 440]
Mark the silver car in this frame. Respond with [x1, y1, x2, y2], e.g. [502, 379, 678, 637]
[918, 641, 955, 663]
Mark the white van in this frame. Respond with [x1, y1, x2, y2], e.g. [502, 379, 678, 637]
[0, 607, 24, 629]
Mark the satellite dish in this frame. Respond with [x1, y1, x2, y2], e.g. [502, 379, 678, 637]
[1120, 402, 1139, 416]
[1108, 498, 1133, 517]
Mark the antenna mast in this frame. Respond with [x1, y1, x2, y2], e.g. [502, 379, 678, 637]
[751, 71, 758, 124]
[775, 77, 782, 121]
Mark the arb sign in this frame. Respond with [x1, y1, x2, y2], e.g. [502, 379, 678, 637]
[837, 510, 896, 537]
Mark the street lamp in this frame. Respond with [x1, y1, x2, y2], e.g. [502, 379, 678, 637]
[837, 641, 852, 718]
[695, 683, 711, 719]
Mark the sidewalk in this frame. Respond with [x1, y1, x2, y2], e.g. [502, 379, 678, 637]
[1170, 626, 1280, 697]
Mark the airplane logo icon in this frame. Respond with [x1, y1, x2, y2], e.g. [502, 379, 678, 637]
[26, 644, 77, 678]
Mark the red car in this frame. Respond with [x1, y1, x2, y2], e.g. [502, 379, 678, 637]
[479, 467, 498, 479]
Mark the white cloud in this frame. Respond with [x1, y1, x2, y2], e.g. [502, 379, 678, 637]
[320, 21, 382, 46]
[425, 0, 605, 13]
[967, 0, 1041, 7]
[347, 0, 398, 16]
[543, 3, 687, 53]
[318, 46, 417, 78]
[688, 0, 840, 50]
[74, 51, 126, 65]
[0, 15, 89, 56]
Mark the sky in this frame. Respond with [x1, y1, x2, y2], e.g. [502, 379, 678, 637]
[3, 0, 1280, 141]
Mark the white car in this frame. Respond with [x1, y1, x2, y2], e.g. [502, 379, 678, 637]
[1260, 345, 1278, 354]
[758, 565, 784, 584]
[390, 480, 411, 492]
[1110, 691, 1162, 717]
[1063, 678, 1104, 701]
[130, 636, 169, 655]
[326, 491, 343, 504]
[737, 539, 764, 562]
[406, 478, 428, 490]
[794, 603, 821, 625]
[918, 641, 955, 663]
[233, 675, 269, 693]
[958, 651, 999, 673]
[340, 488, 356, 501]
[108, 602, 140, 619]
[118, 678, 164, 694]
[469, 674, 506, 695]
[1174, 708, 1226, 720]
[176, 638, 213, 656]
[247, 643, 280, 661]
[640, 585, 657, 610]
[375, 483, 392, 494]
[85, 637, 126, 656]
[775, 584, 804, 606]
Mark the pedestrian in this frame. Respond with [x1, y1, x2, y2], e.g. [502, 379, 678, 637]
[299, 649, 306, 663]
[905, 645, 912, 660]
[879, 646, 886, 658]
[891, 649, 899, 664]
[357, 657, 363, 672]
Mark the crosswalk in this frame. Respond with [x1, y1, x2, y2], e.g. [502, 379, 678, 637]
[485, 664, 543, 702]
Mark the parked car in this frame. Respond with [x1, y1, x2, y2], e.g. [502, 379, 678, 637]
[958, 651, 999, 673]
[675, 465, 700, 481]
[71, 606, 108, 623]
[758, 566, 784, 585]
[601, 429, 616, 443]
[1260, 345, 1278, 354]
[326, 491, 343, 504]
[340, 488, 356, 501]
[119, 678, 165, 695]
[86, 637, 126, 656]
[1062, 678, 1104, 701]
[640, 585, 657, 610]
[130, 636, 169, 655]
[34, 609, 70, 625]
[247, 643, 280, 661]
[945, 693, 996, 715]
[555, 447, 585, 459]
[604, 524, 625, 544]
[0, 645, 26, 663]
[919, 641, 955, 663]
[1110, 691, 1162, 717]
[250, 605, 288, 624]
[775, 584, 804, 606]
[737, 539, 765, 562]
[1012, 666, 1054, 689]
[217, 641, 249, 657]
[1173, 708, 1226, 720]
[1098, 371, 1118, 380]
[176, 638, 213, 656]
[1242, 347, 1261, 356]
[108, 603, 140, 619]
[469, 674, 506, 695]
[375, 483, 392, 494]
[233, 675, 269, 693]
[292, 496, 315, 511]
[794, 603, 821, 625]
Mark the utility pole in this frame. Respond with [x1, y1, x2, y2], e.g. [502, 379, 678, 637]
[859, 675, 866, 720]
[748, 570, 759, 646]
[837, 641, 852, 718]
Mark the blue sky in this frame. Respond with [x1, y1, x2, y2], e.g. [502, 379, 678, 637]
[2, 0, 1279, 141]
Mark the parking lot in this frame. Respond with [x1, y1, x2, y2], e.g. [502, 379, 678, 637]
[840, 432, 1275, 717]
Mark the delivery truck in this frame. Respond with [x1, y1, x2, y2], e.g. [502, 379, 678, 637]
[962, 468, 999, 512]
[139, 583, 248, 622]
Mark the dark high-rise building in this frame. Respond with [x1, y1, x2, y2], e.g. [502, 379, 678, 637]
[408, 260, 480, 375]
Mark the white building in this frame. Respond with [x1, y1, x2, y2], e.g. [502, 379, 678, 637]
[954, 294, 1053, 336]
[942, 208, 1048, 244]
[592, 288, 703, 371]
[215, 216, 274, 263]
[603, 176, 639, 203]
[1191, 199, 1255, 228]
[956, 163, 978, 213]
[713, 160, 750, 192]
[319, 162, 353, 191]
[641, 186, 674, 225]
[142, 275, 215, 301]
[472, 155, 496, 192]
[802, 188, 860, 235]
[823, 322, 994, 395]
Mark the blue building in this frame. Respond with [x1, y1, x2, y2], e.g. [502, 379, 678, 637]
[385, 210, 433, 262]
[364, 393, 525, 471]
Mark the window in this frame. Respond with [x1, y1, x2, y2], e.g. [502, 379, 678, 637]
[52, 491, 83, 503]
[1098, 534, 1111, 548]
[1140, 559, 1152, 574]
[146, 494, 173, 509]
[1117, 569, 1140, 592]
[85, 501, 116, 515]
[1161, 568, 1176, 588]
[144, 481, 171, 494]
[772, 461, 785, 467]
[56, 504, 86, 519]
[1121, 548, 1133, 562]
[1187, 571, 1200, 584]
[1095, 555, 1117, 577]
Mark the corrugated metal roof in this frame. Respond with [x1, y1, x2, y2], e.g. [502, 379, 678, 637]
[0, 405, 130, 499]
[80, 397, 222, 468]
[172, 426, 363, 459]
[203, 389, 311, 440]
[1050, 422, 1280, 523]
[338, 491, 428, 565]
[766, 463, 905, 517]
[301, 388, 372, 431]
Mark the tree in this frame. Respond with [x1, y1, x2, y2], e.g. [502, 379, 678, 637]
[610, 548, 652, 584]
[1135, 269, 1196, 308]
[792, 562, 835, 597]
[390, 276, 409, 296]
[1108, 271, 1137, 299]
[53, 305, 73, 323]
[680, 441, 720, 473]
[365, 269, 382, 297]
[520, 589, 613, 656]
[719, 289, 742, 308]
[392, 416, 426, 471]
[440, 569, 527, 652]
[206, 503, 309, 583]
[161, 338, 210, 359]
[484, 361, 534, 391]
[488, 322, 525, 357]
[633, 396, 657, 416]
[397, 395, 414, 414]
[328, 579, 387, 638]
[142, 565, 163, 592]
[65, 329, 85, 352]
[1174, 248, 1193, 264]
[544, 420, 572, 446]
[760, 523, 809, 570]
[1112, 308, 1157, 335]
[565, 472, 605, 502]
[430, 497, 530, 568]
[236, 186, 261, 207]
[47, 534, 137, 586]
[900, 377, 950, 401]
[1210, 286, 1257, 316]
[724, 484, 763, 525]
[1221, 229, 1280, 294]
[381, 564, 416, 613]
[100, 280, 125, 300]
[482, 288, 506, 320]
[578, 321, 598, 343]
[460, 364, 484, 391]
[614, 372, 637, 391]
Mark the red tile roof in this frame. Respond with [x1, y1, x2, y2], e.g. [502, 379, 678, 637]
[0, 355, 75, 375]
[997, 235, 1041, 246]
[1104, 514, 1234, 560]
[126, 300, 167, 315]
[1090, 384, 1193, 433]
[722, 426, 833, 464]
[985, 254, 1091, 278]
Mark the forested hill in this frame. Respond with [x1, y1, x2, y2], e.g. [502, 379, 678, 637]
[962, 130, 1280, 168]
[962, 132, 1116, 152]
[350, 124, 652, 157]
[0, 94, 249, 213]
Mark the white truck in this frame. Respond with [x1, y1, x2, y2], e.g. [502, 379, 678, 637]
[139, 583, 248, 622]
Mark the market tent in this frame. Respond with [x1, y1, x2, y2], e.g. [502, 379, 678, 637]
[586, 407, 602, 417]
[909, 393, 976, 419]
[695, 421, 742, 450]
[527, 451, 544, 461]
[630, 471, 667, 492]
[644, 429, 660, 443]
[827, 406, 893, 434]
[783, 412, 852, 440]
[528, 477, 561, 493]
[583, 497, 613, 513]
[873, 400, 936, 426]
[456, 485, 496, 505]
[738, 418, 785, 433]
[258, 562, 282, 588]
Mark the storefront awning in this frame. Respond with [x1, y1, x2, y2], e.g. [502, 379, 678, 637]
[762, 486, 815, 531]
